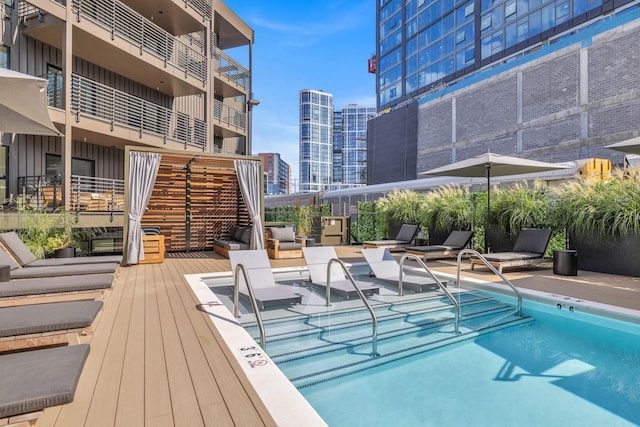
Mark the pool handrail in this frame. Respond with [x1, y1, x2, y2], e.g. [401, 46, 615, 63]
[326, 258, 380, 358]
[456, 249, 522, 316]
[233, 263, 267, 350]
[399, 253, 460, 334]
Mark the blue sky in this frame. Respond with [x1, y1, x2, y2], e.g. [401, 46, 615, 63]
[223, 0, 377, 187]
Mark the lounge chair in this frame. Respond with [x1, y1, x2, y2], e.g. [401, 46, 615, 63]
[0, 247, 118, 279]
[0, 274, 113, 306]
[302, 246, 380, 299]
[361, 247, 441, 293]
[229, 250, 302, 309]
[0, 344, 89, 421]
[470, 228, 552, 273]
[362, 224, 420, 251]
[0, 232, 122, 267]
[406, 230, 474, 260]
[265, 226, 306, 259]
[0, 300, 102, 352]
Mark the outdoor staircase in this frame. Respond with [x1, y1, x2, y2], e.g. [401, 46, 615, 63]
[242, 291, 533, 388]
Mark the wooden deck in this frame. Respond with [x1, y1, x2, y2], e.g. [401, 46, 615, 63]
[34, 247, 640, 426]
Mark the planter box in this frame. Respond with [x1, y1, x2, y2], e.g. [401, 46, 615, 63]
[569, 231, 640, 277]
[54, 247, 76, 258]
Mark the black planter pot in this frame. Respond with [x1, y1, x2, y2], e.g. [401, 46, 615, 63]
[54, 247, 76, 258]
[569, 231, 640, 277]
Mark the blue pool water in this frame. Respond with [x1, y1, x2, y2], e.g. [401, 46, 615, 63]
[297, 300, 640, 427]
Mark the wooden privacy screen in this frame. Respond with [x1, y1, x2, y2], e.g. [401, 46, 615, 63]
[141, 154, 251, 252]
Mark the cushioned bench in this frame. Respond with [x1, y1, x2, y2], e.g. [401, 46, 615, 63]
[0, 344, 89, 421]
[213, 226, 251, 258]
[0, 300, 103, 352]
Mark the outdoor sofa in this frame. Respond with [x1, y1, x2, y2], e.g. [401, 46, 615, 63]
[213, 225, 252, 258]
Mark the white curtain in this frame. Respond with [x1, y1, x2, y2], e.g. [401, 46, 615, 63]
[126, 152, 161, 264]
[234, 159, 264, 250]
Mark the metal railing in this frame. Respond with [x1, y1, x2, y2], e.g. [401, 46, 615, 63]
[71, 74, 207, 149]
[233, 264, 266, 349]
[71, 0, 207, 84]
[185, 0, 211, 19]
[326, 258, 380, 358]
[15, 174, 125, 213]
[213, 98, 245, 131]
[399, 253, 460, 334]
[71, 175, 124, 212]
[213, 48, 249, 90]
[456, 249, 523, 316]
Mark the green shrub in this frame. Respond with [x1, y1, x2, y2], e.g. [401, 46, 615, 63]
[423, 184, 475, 232]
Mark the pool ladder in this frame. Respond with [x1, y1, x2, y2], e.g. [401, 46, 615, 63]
[326, 258, 380, 358]
[455, 249, 522, 316]
[399, 253, 461, 334]
[233, 263, 267, 349]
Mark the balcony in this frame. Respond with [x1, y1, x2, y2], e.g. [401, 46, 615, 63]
[19, 0, 208, 96]
[212, 98, 245, 136]
[71, 74, 206, 150]
[15, 174, 124, 213]
[213, 47, 249, 96]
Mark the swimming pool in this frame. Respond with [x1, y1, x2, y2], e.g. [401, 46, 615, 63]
[198, 269, 640, 426]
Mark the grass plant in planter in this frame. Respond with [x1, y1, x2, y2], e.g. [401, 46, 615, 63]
[552, 169, 640, 276]
[376, 190, 427, 239]
[16, 204, 77, 259]
[422, 184, 476, 245]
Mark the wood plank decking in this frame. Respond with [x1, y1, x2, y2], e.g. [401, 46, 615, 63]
[32, 247, 640, 426]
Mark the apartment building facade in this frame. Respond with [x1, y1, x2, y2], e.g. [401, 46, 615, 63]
[370, 0, 640, 184]
[299, 89, 333, 193]
[258, 152, 290, 194]
[0, 0, 254, 217]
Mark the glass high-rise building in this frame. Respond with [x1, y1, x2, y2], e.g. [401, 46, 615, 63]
[377, 0, 636, 110]
[299, 89, 334, 192]
[335, 105, 377, 185]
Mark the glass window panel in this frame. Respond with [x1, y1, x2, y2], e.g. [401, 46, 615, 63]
[407, 37, 418, 56]
[430, 19, 443, 41]
[418, 29, 430, 47]
[481, 15, 492, 31]
[419, 48, 431, 68]
[443, 55, 455, 76]
[444, 34, 455, 53]
[456, 29, 466, 44]
[456, 50, 466, 70]
[407, 18, 418, 37]
[444, 0, 455, 13]
[481, 35, 492, 59]
[406, 54, 418, 75]
[506, 22, 517, 47]
[517, 17, 530, 39]
[541, 4, 555, 31]
[505, 0, 517, 17]
[556, 1, 570, 22]
[529, 0, 542, 10]
[443, 12, 454, 32]
[587, 0, 602, 10]
[574, 0, 587, 15]
[465, 46, 475, 63]
[464, 2, 475, 16]
[465, 22, 475, 42]
[517, 0, 529, 14]
[529, 10, 541, 34]
[406, 74, 418, 93]
[0, 45, 8, 69]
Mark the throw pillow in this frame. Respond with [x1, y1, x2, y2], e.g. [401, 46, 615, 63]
[270, 227, 295, 242]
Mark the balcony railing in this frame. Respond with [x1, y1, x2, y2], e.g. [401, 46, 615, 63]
[213, 48, 249, 90]
[213, 98, 245, 132]
[71, 0, 207, 84]
[15, 174, 125, 213]
[71, 74, 207, 149]
[186, 0, 211, 19]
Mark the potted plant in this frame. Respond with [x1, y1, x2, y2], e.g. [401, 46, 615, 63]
[45, 233, 77, 258]
[552, 169, 640, 276]
[16, 204, 76, 259]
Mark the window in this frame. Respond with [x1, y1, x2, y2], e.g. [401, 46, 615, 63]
[47, 64, 63, 109]
[481, 15, 492, 31]
[505, 0, 517, 17]
[0, 45, 8, 69]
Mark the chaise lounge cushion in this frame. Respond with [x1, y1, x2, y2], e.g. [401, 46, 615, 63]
[0, 344, 90, 418]
[0, 300, 103, 338]
[0, 274, 113, 298]
[9, 262, 119, 279]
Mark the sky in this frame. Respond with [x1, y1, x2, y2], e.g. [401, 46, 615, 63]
[222, 1, 377, 189]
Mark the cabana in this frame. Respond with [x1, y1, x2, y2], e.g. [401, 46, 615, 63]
[123, 147, 265, 264]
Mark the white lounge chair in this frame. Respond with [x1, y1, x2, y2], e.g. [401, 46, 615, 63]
[229, 250, 302, 309]
[362, 247, 440, 293]
[302, 246, 380, 299]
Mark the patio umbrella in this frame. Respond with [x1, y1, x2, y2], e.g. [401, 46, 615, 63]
[605, 137, 640, 155]
[420, 152, 570, 252]
[0, 68, 61, 136]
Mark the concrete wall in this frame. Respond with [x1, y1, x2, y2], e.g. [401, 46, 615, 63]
[416, 15, 640, 172]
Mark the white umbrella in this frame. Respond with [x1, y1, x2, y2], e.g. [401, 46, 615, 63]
[420, 152, 570, 252]
[0, 68, 61, 136]
[605, 137, 640, 155]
